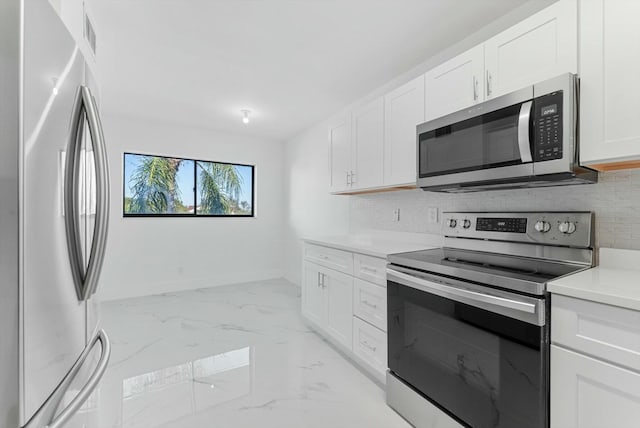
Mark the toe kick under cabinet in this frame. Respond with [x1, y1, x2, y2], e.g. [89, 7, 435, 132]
[550, 295, 640, 428]
[302, 242, 389, 383]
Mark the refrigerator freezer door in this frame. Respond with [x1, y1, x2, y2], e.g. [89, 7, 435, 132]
[21, 1, 87, 423]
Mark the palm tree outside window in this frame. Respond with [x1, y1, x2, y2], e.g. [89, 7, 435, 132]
[123, 153, 254, 217]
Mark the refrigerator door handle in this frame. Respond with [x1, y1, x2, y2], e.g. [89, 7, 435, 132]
[64, 87, 86, 301]
[64, 86, 110, 301]
[23, 330, 111, 428]
[81, 86, 110, 299]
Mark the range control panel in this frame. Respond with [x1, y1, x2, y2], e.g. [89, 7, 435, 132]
[443, 212, 593, 248]
[533, 91, 563, 162]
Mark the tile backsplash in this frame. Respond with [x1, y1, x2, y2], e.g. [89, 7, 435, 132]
[350, 169, 640, 250]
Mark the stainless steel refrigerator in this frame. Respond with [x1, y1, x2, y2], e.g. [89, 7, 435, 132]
[1, 1, 111, 427]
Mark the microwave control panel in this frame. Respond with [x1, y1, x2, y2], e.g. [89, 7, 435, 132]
[533, 91, 563, 162]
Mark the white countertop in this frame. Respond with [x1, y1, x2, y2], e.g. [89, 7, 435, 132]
[303, 230, 441, 258]
[548, 248, 640, 311]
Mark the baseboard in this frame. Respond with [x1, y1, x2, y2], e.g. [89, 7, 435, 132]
[101, 269, 286, 301]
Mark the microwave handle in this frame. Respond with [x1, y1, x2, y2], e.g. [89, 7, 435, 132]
[517, 100, 533, 163]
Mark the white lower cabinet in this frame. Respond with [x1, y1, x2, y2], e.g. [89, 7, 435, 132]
[302, 243, 388, 382]
[353, 278, 386, 331]
[302, 263, 327, 327]
[324, 268, 354, 350]
[551, 346, 640, 428]
[302, 261, 353, 350]
[352, 317, 387, 379]
[550, 294, 640, 428]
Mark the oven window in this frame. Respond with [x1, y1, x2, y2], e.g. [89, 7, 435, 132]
[388, 280, 548, 428]
[419, 103, 528, 178]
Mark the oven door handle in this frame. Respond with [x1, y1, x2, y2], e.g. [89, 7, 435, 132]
[387, 268, 544, 325]
[517, 100, 533, 163]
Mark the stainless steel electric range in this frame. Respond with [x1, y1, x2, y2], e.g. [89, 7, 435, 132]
[386, 212, 594, 428]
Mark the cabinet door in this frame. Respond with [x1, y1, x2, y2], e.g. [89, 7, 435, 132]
[383, 75, 425, 185]
[425, 45, 484, 121]
[551, 345, 640, 428]
[302, 263, 327, 327]
[323, 268, 353, 350]
[484, 0, 577, 98]
[579, 0, 640, 168]
[352, 97, 384, 190]
[328, 113, 351, 193]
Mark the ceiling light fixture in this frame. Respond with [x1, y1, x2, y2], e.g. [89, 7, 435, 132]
[241, 109, 251, 124]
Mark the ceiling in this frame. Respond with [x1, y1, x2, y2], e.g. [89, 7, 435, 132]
[92, 0, 532, 141]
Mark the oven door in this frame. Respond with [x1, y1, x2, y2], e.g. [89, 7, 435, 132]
[417, 86, 534, 189]
[387, 266, 549, 428]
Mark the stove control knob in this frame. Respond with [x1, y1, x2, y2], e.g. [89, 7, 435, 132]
[447, 219, 457, 228]
[534, 220, 551, 233]
[558, 221, 577, 234]
[462, 219, 472, 229]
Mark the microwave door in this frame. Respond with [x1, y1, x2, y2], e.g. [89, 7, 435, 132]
[418, 91, 535, 189]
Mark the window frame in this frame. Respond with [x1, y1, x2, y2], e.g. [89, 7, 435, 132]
[122, 152, 255, 218]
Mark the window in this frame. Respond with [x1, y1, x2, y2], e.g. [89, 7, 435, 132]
[123, 153, 254, 217]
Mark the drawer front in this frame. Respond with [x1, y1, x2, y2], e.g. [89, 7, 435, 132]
[353, 253, 387, 286]
[552, 295, 640, 372]
[352, 317, 387, 378]
[304, 243, 353, 275]
[353, 278, 387, 332]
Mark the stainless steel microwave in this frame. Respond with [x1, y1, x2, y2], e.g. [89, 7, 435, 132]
[417, 73, 597, 192]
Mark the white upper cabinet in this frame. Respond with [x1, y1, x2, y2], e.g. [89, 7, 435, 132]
[328, 0, 581, 194]
[384, 75, 425, 185]
[579, 0, 640, 169]
[484, 0, 577, 98]
[328, 113, 352, 193]
[352, 97, 384, 190]
[425, 46, 484, 121]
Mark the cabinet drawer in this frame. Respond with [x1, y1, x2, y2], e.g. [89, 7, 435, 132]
[352, 317, 387, 378]
[304, 243, 353, 275]
[353, 278, 387, 332]
[552, 295, 640, 372]
[353, 253, 387, 286]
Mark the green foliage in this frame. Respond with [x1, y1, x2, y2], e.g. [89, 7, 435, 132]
[197, 162, 243, 215]
[128, 156, 182, 214]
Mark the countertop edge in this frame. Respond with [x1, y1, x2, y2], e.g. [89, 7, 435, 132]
[547, 282, 640, 312]
[302, 237, 437, 258]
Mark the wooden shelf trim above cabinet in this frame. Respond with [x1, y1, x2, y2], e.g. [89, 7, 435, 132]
[333, 184, 417, 196]
[586, 159, 640, 172]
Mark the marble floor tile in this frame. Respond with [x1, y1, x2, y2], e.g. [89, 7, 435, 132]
[93, 278, 412, 428]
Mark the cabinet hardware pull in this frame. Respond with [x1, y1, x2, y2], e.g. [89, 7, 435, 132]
[362, 341, 377, 352]
[473, 75, 478, 101]
[362, 300, 378, 309]
[486, 70, 492, 96]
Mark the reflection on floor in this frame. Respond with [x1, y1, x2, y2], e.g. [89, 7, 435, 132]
[94, 278, 411, 428]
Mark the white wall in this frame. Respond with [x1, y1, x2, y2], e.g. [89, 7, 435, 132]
[283, 122, 350, 286]
[99, 114, 285, 301]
